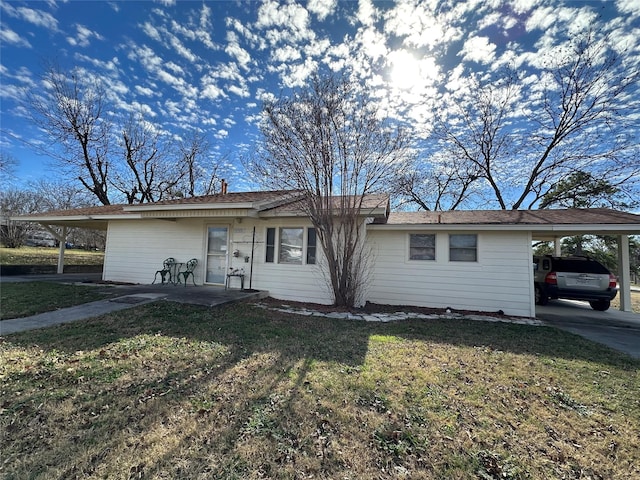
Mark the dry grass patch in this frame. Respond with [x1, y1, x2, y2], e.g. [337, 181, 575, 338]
[1, 301, 638, 479]
[0, 246, 104, 266]
[610, 290, 640, 313]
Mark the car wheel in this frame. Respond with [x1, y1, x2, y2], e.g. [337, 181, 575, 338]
[589, 300, 610, 311]
[535, 285, 548, 305]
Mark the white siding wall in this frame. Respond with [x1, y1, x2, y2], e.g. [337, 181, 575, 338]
[104, 219, 210, 285]
[104, 218, 535, 315]
[227, 219, 332, 304]
[103, 218, 333, 304]
[365, 230, 534, 317]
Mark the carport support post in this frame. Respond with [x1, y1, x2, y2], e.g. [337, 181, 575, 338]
[617, 235, 631, 312]
[57, 228, 67, 274]
[554, 237, 562, 256]
[41, 224, 67, 274]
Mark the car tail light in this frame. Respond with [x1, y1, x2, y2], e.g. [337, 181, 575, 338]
[545, 272, 557, 285]
[609, 274, 617, 288]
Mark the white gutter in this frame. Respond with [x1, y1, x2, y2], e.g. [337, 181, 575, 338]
[367, 223, 640, 234]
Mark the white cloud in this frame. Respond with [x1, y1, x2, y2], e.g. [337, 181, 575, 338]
[142, 21, 162, 41]
[282, 57, 318, 87]
[135, 85, 156, 97]
[460, 36, 496, 64]
[617, 0, 640, 16]
[357, 26, 388, 61]
[0, 27, 31, 48]
[15, 5, 58, 30]
[214, 129, 228, 139]
[357, 0, 377, 27]
[307, 0, 337, 21]
[384, 2, 445, 49]
[225, 31, 252, 70]
[67, 24, 104, 47]
[228, 84, 250, 97]
[525, 6, 556, 31]
[272, 45, 302, 63]
[256, 0, 313, 44]
[201, 83, 224, 100]
[74, 53, 119, 72]
[168, 33, 198, 63]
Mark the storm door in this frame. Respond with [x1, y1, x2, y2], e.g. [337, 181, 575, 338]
[206, 226, 228, 284]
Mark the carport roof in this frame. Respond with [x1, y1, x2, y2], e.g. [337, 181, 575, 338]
[373, 208, 640, 236]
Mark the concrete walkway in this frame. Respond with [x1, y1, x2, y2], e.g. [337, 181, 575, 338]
[0, 274, 266, 335]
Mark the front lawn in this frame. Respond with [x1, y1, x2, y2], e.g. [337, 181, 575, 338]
[0, 282, 115, 320]
[1, 301, 638, 479]
[0, 246, 104, 266]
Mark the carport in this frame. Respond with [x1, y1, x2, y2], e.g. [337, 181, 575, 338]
[528, 208, 640, 312]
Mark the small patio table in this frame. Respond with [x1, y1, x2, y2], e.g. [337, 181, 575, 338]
[170, 262, 184, 285]
[225, 272, 245, 290]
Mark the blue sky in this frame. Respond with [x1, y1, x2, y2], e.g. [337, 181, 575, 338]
[1, 0, 639, 200]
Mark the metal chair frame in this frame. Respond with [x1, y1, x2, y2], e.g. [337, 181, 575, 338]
[153, 257, 177, 284]
[179, 258, 198, 286]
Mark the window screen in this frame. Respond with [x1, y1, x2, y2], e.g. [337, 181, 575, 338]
[449, 234, 477, 262]
[409, 234, 436, 260]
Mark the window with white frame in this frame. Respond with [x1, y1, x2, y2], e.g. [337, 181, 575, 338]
[279, 227, 304, 264]
[449, 234, 477, 262]
[409, 233, 436, 260]
[265, 227, 316, 265]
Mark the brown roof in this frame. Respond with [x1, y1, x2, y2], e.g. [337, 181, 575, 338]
[16, 190, 301, 218]
[264, 193, 390, 215]
[385, 208, 640, 226]
[19, 204, 128, 218]
[124, 190, 301, 209]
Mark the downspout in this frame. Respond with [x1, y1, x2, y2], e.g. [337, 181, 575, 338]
[249, 226, 255, 290]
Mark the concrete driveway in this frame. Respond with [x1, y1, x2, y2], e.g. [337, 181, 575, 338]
[536, 300, 640, 359]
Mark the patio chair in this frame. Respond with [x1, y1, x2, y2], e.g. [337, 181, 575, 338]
[153, 257, 176, 284]
[179, 258, 198, 286]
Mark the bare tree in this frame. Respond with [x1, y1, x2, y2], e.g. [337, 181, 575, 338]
[0, 153, 17, 180]
[176, 131, 224, 197]
[27, 65, 226, 205]
[402, 30, 639, 210]
[0, 188, 44, 247]
[251, 75, 411, 306]
[29, 66, 111, 205]
[111, 114, 184, 203]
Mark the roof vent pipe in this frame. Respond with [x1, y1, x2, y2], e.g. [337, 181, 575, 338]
[220, 179, 228, 195]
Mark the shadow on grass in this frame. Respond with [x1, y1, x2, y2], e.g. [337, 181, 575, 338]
[2, 301, 638, 478]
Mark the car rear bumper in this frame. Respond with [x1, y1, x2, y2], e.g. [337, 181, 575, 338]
[545, 285, 618, 301]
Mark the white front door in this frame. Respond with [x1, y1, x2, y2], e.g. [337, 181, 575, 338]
[206, 226, 228, 284]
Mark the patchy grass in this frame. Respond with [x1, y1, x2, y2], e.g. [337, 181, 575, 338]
[0, 246, 104, 266]
[1, 301, 638, 479]
[610, 290, 640, 313]
[0, 282, 115, 320]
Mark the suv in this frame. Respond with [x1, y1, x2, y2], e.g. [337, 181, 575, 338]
[533, 255, 618, 311]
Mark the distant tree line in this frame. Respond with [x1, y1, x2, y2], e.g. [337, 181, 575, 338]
[0, 180, 105, 249]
